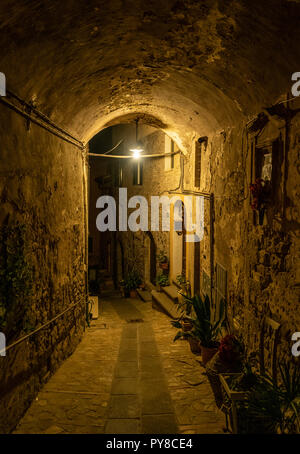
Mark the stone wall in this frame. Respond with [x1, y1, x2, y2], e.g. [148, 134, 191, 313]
[0, 106, 86, 433]
[201, 101, 300, 359]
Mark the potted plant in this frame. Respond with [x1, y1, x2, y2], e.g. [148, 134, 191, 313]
[157, 250, 169, 271]
[220, 359, 300, 433]
[171, 318, 201, 354]
[123, 269, 142, 298]
[175, 290, 194, 332]
[172, 294, 226, 362]
[176, 274, 191, 298]
[205, 334, 245, 408]
[156, 273, 169, 291]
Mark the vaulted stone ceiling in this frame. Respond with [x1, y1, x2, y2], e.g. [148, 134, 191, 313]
[0, 0, 299, 148]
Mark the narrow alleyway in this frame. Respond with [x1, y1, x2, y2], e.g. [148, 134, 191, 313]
[14, 294, 224, 434]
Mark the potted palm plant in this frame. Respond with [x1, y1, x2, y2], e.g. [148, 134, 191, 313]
[220, 359, 300, 433]
[172, 294, 226, 364]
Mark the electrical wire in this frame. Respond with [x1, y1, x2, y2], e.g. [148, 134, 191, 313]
[88, 151, 180, 158]
[102, 139, 124, 155]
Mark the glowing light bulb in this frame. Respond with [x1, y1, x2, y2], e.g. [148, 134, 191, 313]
[130, 145, 143, 158]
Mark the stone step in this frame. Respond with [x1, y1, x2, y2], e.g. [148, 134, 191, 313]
[151, 290, 179, 319]
[162, 285, 180, 302]
[137, 289, 152, 302]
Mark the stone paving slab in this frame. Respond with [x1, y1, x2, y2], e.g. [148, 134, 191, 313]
[119, 338, 137, 351]
[111, 378, 138, 395]
[141, 414, 178, 434]
[118, 349, 138, 362]
[140, 358, 163, 379]
[108, 395, 140, 419]
[115, 361, 139, 378]
[140, 341, 159, 357]
[140, 379, 174, 415]
[105, 419, 139, 434]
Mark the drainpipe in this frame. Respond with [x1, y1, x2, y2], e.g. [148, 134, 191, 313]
[82, 145, 89, 329]
[209, 193, 215, 305]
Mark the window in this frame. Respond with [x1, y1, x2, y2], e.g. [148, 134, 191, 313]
[195, 141, 201, 188]
[133, 161, 143, 185]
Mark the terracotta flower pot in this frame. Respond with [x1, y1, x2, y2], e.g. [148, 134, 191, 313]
[201, 345, 219, 365]
[130, 290, 137, 298]
[160, 262, 169, 270]
[188, 338, 201, 355]
[182, 319, 193, 332]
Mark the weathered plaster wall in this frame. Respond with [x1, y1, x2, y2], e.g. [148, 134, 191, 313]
[0, 106, 86, 433]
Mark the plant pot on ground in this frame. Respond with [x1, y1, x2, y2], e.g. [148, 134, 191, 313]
[219, 356, 300, 434]
[130, 290, 137, 298]
[176, 274, 191, 298]
[188, 337, 201, 355]
[205, 335, 245, 408]
[171, 294, 226, 361]
[157, 250, 169, 269]
[123, 269, 142, 298]
[201, 343, 219, 365]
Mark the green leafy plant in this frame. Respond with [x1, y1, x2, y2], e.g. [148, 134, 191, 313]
[157, 250, 168, 264]
[172, 294, 226, 348]
[176, 274, 186, 286]
[123, 269, 142, 291]
[176, 274, 191, 297]
[156, 273, 169, 287]
[0, 223, 34, 339]
[229, 359, 300, 433]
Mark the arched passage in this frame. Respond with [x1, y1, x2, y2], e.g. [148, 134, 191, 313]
[0, 0, 299, 434]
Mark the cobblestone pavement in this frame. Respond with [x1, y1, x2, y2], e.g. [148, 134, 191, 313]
[14, 292, 225, 434]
